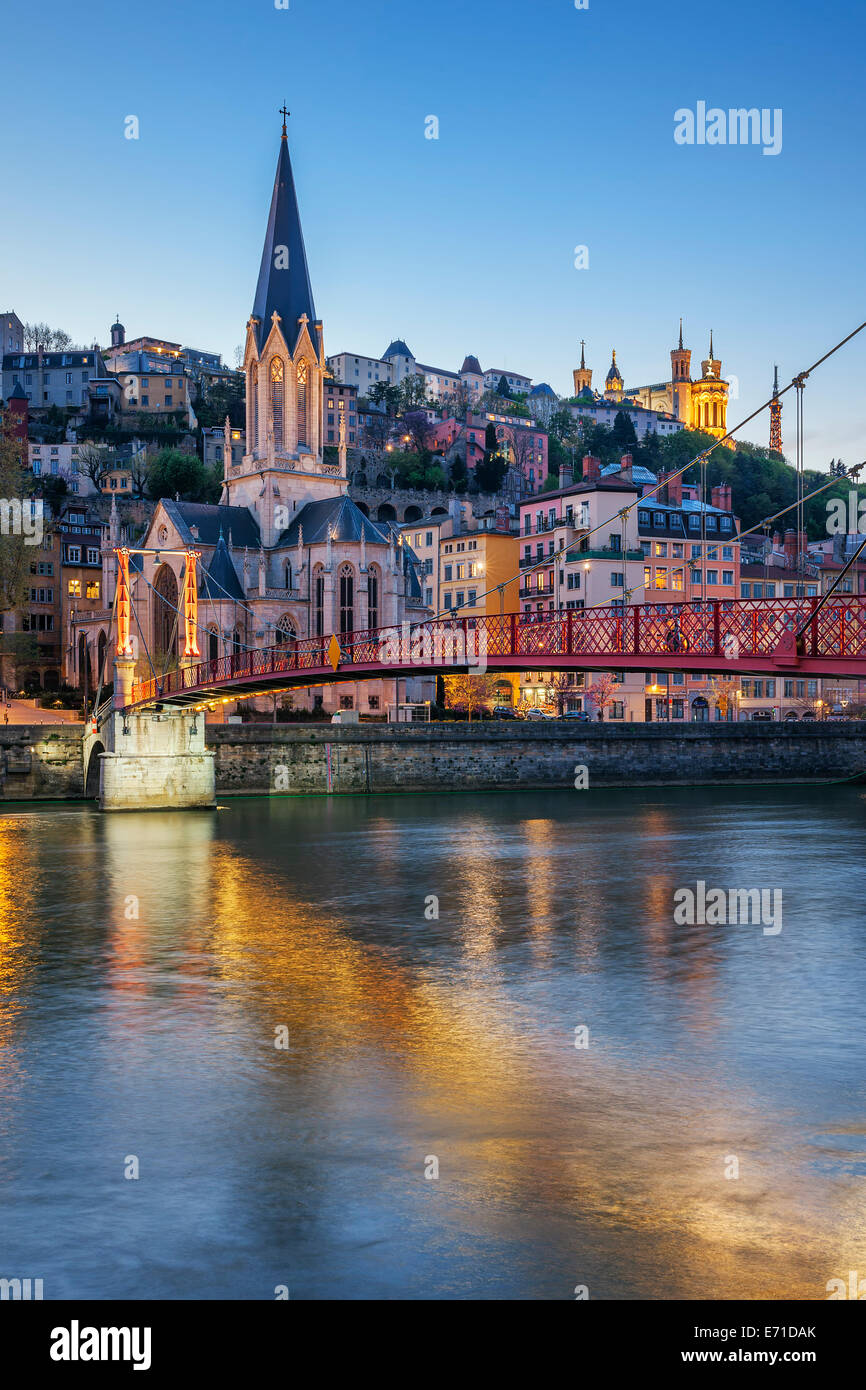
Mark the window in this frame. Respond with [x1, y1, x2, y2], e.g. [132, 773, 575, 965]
[68, 579, 81, 597]
[67, 545, 81, 562]
[610, 702, 625, 719]
[638, 510, 650, 525]
[87, 548, 99, 565]
[314, 569, 325, 636]
[444, 564, 452, 581]
[611, 572, 624, 588]
[722, 570, 733, 586]
[339, 564, 354, 634]
[654, 542, 667, 557]
[741, 583, 751, 598]
[653, 513, 665, 528]
[706, 570, 718, 585]
[368, 568, 379, 629]
[688, 515, 700, 531]
[655, 567, 668, 589]
[270, 357, 284, 447]
[86, 581, 100, 600]
[297, 359, 308, 446]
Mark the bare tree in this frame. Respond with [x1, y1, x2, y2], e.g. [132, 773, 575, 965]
[22, 323, 76, 351]
[76, 442, 110, 489]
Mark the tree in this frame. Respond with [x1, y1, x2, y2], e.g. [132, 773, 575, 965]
[450, 456, 468, 493]
[76, 442, 111, 489]
[368, 381, 402, 416]
[586, 673, 618, 720]
[146, 448, 220, 503]
[400, 409, 432, 456]
[545, 672, 575, 716]
[495, 375, 512, 399]
[612, 410, 638, 448]
[475, 422, 508, 492]
[442, 672, 501, 721]
[708, 676, 740, 720]
[396, 375, 431, 413]
[195, 376, 245, 429]
[22, 323, 77, 351]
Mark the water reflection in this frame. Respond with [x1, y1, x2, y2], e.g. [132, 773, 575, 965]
[0, 787, 864, 1298]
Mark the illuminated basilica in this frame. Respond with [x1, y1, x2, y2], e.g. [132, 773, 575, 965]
[574, 323, 730, 439]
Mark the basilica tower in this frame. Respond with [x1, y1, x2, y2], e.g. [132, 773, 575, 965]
[573, 340, 592, 396]
[670, 319, 692, 423]
[690, 331, 728, 438]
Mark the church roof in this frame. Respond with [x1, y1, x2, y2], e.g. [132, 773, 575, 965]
[251, 131, 317, 354]
[460, 355, 482, 376]
[606, 351, 623, 384]
[276, 494, 391, 548]
[200, 530, 246, 603]
[9, 381, 27, 399]
[161, 499, 261, 549]
[383, 340, 413, 360]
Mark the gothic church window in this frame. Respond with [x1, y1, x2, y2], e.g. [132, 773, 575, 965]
[339, 563, 354, 635]
[297, 359, 308, 447]
[270, 358, 284, 448]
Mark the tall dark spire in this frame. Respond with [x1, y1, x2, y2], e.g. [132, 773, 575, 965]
[580, 339, 586, 368]
[678, 317, 683, 350]
[251, 119, 317, 353]
[709, 329, 714, 359]
[772, 363, 780, 396]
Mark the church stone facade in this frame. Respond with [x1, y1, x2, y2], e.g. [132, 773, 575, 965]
[74, 122, 432, 717]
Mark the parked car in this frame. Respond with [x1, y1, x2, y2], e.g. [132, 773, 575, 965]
[751, 711, 774, 722]
[525, 708, 554, 720]
[492, 705, 518, 720]
[562, 710, 592, 721]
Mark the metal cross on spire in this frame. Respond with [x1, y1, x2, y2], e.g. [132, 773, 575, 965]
[279, 104, 290, 138]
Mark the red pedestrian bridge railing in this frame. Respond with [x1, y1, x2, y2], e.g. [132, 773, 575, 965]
[127, 596, 866, 709]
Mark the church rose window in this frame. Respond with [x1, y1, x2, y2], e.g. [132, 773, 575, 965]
[270, 358, 284, 448]
[339, 563, 354, 635]
[297, 359, 308, 447]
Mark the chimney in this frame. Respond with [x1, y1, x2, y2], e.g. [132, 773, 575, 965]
[582, 453, 601, 482]
[618, 452, 634, 484]
[560, 459, 574, 489]
[783, 528, 798, 566]
[711, 483, 732, 512]
[772, 530, 782, 550]
[448, 496, 462, 535]
[659, 469, 683, 507]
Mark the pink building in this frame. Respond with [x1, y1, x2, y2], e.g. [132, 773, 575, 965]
[427, 413, 549, 493]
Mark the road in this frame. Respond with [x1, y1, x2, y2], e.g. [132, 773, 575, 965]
[0, 699, 83, 727]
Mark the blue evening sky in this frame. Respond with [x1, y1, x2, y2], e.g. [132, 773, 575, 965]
[2, 0, 864, 464]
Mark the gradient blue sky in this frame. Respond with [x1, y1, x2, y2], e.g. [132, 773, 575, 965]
[3, 0, 864, 465]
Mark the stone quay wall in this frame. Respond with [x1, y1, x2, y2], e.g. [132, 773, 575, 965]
[3, 722, 866, 803]
[0, 727, 85, 801]
[207, 722, 866, 797]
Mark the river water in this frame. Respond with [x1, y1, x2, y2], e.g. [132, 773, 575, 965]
[0, 786, 864, 1300]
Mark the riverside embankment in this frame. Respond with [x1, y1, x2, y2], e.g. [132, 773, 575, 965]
[3, 722, 866, 801]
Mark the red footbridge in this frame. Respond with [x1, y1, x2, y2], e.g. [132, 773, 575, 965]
[126, 597, 866, 711]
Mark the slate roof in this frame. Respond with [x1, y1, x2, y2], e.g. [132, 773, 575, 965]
[383, 340, 413, 360]
[200, 531, 246, 602]
[461, 355, 482, 375]
[276, 494, 391, 548]
[161, 499, 261, 548]
[251, 134, 317, 354]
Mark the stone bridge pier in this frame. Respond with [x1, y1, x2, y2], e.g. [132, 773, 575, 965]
[85, 658, 215, 812]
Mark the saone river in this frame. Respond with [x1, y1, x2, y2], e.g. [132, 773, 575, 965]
[0, 786, 864, 1300]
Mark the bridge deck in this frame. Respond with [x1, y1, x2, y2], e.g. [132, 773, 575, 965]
[125, 598, 866, 709]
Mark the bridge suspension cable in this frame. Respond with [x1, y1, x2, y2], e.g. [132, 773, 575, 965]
[433, 315, 866, 620]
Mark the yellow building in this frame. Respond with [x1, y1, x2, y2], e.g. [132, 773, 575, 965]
[439, 527, 519, 617]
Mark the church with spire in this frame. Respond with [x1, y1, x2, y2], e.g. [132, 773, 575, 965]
[77, 115, 430, 716]
[573, 324, 731, 439]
